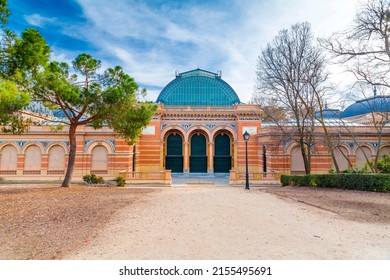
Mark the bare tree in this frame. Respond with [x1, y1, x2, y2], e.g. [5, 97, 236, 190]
[256, 22, 338, 174]
[320, 0, 390, 171]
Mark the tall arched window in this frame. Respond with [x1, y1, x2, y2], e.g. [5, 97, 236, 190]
[24, 145, 42, 174]
[379, 146, 390, 159]
[91, 145, 108, 174]
[355, 146, 372, 167]
[190, 133, 207, 173]
[48, 145, 66, 174]
[0, 145, 18, 174]
[333, 146, 350, 171]
[290, 146, 305, 174]
[214, 134, 231, 173]
[166, 133, 183, 173]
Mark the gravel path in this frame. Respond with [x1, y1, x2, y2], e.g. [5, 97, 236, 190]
[67, 186, 390, 260]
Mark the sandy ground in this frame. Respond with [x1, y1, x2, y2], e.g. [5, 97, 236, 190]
[1, 184, 390, 260]
[67, 186, 390, 260]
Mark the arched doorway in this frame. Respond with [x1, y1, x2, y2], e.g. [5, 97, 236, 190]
[214, 134, 231, 173]
[190, 133, 207, 173]
[166, 133, 183, 173]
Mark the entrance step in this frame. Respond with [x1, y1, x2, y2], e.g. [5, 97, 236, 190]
[171, 173, 229, 186]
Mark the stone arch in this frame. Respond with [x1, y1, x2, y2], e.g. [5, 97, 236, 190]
[0, 144, 18, 172]
[91, 145, 108, 174]
[211, 127, 237, 142]
[86, 140, 114, 154]
[379, 145, 390, 159]
[333, 145, 350, 171]
[187, 127, 211, 143]
[47, 142, 68, 154]
[22, 142, 44, 154]
[47, 145, 66, 173]
[355, 145, 373, 167]
[290, 145, 305, 174]
[285, 141, 298, 155]
[0, 142, 20, 153]
[24, 145, 42, 172]
[162, 125, 187, 142]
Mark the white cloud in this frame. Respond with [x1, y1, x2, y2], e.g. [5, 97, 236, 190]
[59, 0, 361, 103]
[24, 14, 56, 27]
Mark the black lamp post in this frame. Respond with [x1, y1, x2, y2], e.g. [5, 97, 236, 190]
[243, 131, 250, 190]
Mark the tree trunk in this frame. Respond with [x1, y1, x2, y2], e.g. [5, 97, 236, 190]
[299, 138, 311, 175]
[61, 124, 77, 187]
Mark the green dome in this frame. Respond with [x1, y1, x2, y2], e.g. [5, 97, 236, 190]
[156, 69, 241, 106]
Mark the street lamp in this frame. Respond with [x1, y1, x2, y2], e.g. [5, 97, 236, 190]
[243, 131, 250, 190]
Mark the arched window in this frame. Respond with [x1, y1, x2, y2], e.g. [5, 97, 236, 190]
[379, 146, 390, 159]
[91, 145, 108, 174]
[214, 134, 231, 173]
[48, 145, 66, 174]
[290, 146, 305, 174]
[190, 133, 207, 173]
[166, 133, 183, 173]
[0, 145, 17, 174]
[333, 146, 350, 171]
[24, 145, 42, 174]
[355, 146, 372, 167]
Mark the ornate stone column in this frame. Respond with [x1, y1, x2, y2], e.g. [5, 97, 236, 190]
[208, 141, 214, 173]
[183, 141, 189, 173]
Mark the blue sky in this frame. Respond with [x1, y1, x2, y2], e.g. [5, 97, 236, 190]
[7, 0, 359, 103]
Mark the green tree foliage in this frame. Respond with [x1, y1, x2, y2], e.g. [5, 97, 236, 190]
[0, 0, 156, 187]
[0, 78, 30, 133]
[32, 54, 157, 187]
[377, 155, 390, 173]
[9, 28, 50, 81]
[0, 1, 49, 132]
[0, 0, 10, 28]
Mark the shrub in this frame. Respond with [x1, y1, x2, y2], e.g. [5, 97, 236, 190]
[83, 174, 105, 184]
[377, 155, 390, 174]
[280, 174, 390, 192]
[342, 165, 370, 174]
[115, 176, 126, 187]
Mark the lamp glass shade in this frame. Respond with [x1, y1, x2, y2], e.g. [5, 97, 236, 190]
[243, 131, 250, 141]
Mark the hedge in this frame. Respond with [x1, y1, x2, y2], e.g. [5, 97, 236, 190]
[280, 174, 390, 192]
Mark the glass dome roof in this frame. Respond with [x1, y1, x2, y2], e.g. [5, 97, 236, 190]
[156, 69, 241, 106]
[341, 95, 390, 118]
[315, 109, 342, 119]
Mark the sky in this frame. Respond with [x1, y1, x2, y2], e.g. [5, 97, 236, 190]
[7, 0, 360, 103]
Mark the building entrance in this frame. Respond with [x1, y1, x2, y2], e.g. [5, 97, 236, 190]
[190, 133, 207, 173]
[214, 134, 231, 173]
[166, 133, 183, 173]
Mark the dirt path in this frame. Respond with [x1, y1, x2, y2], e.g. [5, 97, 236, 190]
[67, 186, 390, 260]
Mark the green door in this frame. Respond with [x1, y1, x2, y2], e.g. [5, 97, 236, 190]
[214, 134, 231, 173]
[166, 134, 183, 173]
[190, 134, 207, 173]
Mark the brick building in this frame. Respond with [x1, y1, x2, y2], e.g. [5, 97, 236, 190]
[0, 69, 389, 185]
